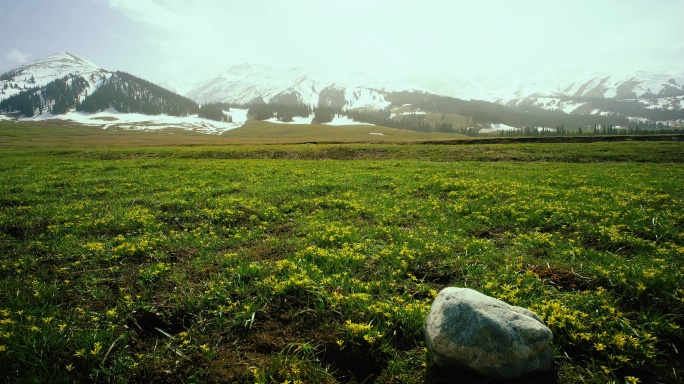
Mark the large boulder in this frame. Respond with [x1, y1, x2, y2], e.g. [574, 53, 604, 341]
[424, 287, 553, 380]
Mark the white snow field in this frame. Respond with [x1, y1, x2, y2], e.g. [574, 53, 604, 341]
[324, 116, 374, 126]
[31, 108, 249, 134]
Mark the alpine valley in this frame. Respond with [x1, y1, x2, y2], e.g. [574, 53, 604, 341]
[1, 52, 683, 135]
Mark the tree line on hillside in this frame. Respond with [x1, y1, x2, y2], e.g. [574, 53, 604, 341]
[1, 82, 23, 93]
[198, 102, 232, 122]
[0, 71, 222, 120]
[318, 87, 348, 109]
[345, 109, 433, 132]
[245, 101, 359, 124]
[247, 102, 313, 122]
[0, 75, 90, 116]
[567, 96, 684, 125]
[235, 93, 682, 136]
[77, 72, 199, 116]
[0, 69, 21, 82]
[1, 78, 36, 94]
[312, 106, 343, 124]
[384, 91, 653, 130]
[485, 124, 683, 137]
[244, 92, 679, 134]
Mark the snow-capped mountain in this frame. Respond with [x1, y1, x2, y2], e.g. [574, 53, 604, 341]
[0, 53, 199, 118]
[183, 63, 684, 131]
[0, 52, 247, 134]
[0, 52, 107, 101]
[406, 69, 684, 114]
[185, 63, 421, 110]
[2, 52, 682, 134]
[186, 63, 683, 123]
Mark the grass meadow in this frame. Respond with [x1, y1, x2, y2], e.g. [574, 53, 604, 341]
[0, 128, 682, 383]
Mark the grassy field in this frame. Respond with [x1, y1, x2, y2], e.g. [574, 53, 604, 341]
[388, 105, 472, 129]
[0, 127, 683, 383]
[0, 120, 468, 148]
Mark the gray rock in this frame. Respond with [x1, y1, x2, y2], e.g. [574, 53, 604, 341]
[424, 287, 553, 380]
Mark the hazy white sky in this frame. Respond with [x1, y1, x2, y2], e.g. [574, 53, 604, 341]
[1, 0, 683, 88]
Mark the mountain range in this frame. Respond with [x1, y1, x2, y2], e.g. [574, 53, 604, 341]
[189, 63, 684, 114]
[185, 63, 414, 111]
[1, 52, 683, 134]
[0, 52, 246, 133]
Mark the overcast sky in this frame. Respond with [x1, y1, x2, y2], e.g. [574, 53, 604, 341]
[1, 0, 683, 89]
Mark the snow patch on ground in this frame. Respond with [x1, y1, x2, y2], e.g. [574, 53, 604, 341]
[323, 116, 374, 126]
[627, 116, 650, 124]
[23, 108, 249, 134]
[345, 88, 392, 110]
[265, 115, 314, 124]
[390, 110, 427, 118]
[656, 119, 684, 127]
[369, 132, 385, 136]
[529, 97, 585, 114]
[560, 102, 586, 114]
[641, 95, 684, 110]
[480, 123, 520, 133]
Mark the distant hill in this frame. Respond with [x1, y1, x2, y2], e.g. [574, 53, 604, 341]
[0, 53, 200, 119]
[185, 63, 684, 133]
[406, 69, 684, 122]
[186, 64, 684, 134]
[0, 52, 103, 100]
[185, 63, 411, 110]
[1, 53, 682, 136]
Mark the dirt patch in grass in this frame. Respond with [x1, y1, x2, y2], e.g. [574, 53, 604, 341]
[412, 261, 457, 287]
[530, 266, 595, 291]
[90, 116, 120, 121]
[204, 293, 390, 383]
[127, 308, 193, 341]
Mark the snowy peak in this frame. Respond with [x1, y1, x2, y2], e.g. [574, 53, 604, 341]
[1, 52, 108, 101]
[404, 69, 684, 121]
[408, 69, 684, 103]
[0, 52, 246, 134]
[33, 51, 101, 71]
[221, 63, 295, 79]
[186, 63, 421, 110]
[532, 70, 684, 99]
[2, 51, 103, 83]
[1, 53, 200, 122]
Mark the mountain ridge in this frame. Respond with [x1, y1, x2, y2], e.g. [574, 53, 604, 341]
[404, 69, 684, 114]
[0, 53, 247, 134]
[1, 52, 683, 135]
[186, 62, 422, 110]
[185, 63, 684, 125]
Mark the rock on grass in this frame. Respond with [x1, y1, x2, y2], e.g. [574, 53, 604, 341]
[424, 287, 553, 380]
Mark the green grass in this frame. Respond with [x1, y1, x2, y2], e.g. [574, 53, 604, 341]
[223, 120, 469, 142]
[0, 136, 682, 383]
[423, 112, 472, 129]
[388, 105, 473, 129]
[0, 120, 468, 148]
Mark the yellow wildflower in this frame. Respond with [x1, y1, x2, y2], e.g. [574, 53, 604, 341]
[90, 342, 102, 355]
